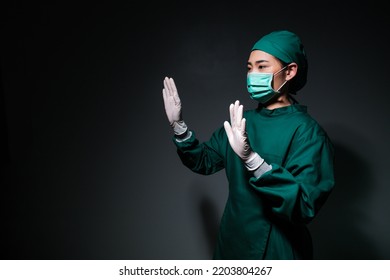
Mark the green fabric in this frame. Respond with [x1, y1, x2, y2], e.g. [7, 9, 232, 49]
[251, 30, 308, 93]
[173, 104, 335, 260]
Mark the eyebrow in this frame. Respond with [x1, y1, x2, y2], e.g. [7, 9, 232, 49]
[247, 60, 269, 65]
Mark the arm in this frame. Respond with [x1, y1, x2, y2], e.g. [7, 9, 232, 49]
[174, 127, 225, 175]
[249, 127, 335, 224]
[162, 77, 225, 175]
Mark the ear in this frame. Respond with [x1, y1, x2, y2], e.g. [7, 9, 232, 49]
[285, 63, 298, 81]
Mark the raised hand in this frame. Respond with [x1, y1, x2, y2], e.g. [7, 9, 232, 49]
[223, 100, 252, 161]
[162, 77, 182, 126]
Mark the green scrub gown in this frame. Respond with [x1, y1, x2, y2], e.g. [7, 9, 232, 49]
[173, 104, 335, 259]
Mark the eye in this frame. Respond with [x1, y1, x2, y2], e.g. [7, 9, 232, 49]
[258, 65, 267, 70]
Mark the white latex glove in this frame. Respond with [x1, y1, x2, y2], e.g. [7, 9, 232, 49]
[162, 77, 187, 136]
[224, 100, 265, 172]
[162, 77, 182, 125]
[223, 100, 252, 161]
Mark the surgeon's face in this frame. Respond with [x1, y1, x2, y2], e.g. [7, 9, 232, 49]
[247, 50, 286, 92]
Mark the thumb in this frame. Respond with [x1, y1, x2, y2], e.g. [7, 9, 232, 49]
[224, 121, 233, 142]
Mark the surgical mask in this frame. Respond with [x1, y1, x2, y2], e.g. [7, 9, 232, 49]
[247, 66, 288, 104]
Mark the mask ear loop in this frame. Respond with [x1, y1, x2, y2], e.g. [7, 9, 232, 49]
[274, 65, 288, 76]
[276, 79, 288, 92]
[273, 65, 288, 92]
[263, 78, 288, 107]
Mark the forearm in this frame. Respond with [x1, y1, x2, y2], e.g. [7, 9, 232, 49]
[173, 128, 225, 175]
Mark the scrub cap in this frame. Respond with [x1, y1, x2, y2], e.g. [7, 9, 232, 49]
[251, 30, 308, 93]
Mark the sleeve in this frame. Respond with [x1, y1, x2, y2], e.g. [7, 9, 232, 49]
[249, 125, 335, 225]
[173, 127, 226, 175]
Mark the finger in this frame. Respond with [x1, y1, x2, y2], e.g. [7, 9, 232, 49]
[169, 78, 181, 105]
[163, 77, 171, 96]
[169, 78, 178, 93]
[162, 87, 172, 105]
[241, 118, 246, 134]
[237, 104, 243, 128]
[223, 121, 233, 142]
[166, 77, 172, 91]
[162, 89, 173, 114]
[229, 103, 235, 128]
[167, 77, 175, 95]
[162, 88, 168, 103]
[234, 100, 240, 127]
[163, 77, 167, 86]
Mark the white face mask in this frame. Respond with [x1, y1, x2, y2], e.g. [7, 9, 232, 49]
[247, 66, 287, 104]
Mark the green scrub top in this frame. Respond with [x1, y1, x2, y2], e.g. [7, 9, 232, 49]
[173, 104, 335, 259]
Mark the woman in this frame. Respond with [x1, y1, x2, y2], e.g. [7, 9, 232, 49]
[162, 30, 335, 259]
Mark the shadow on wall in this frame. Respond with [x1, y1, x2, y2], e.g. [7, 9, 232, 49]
[199, 196, 220, 258]
[309, 125, 381, 259]
[189, 181, 223, 259]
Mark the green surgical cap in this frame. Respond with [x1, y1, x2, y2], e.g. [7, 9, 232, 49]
[251, 30, 308, 93]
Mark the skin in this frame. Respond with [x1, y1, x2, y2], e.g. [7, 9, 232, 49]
[247, 50, 298, 110]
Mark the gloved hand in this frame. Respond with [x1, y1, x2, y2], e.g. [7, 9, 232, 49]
[223, 100, 264, 171]
[162, 77, 181, 125]
[162, 77, 188, 136]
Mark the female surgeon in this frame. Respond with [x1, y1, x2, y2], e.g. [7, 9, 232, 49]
[161, 30, 335, 259]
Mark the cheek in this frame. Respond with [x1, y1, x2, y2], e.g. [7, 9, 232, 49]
[273, 75, 285, 89]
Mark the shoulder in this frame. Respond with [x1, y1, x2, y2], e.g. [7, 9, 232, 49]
[296, 110, 328, 139]
[292, 110, 332, 149]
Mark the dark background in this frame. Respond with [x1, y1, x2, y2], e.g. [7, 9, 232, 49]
[1, 2, 389, 259]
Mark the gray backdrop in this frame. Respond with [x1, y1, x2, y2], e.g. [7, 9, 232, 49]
[1, 2, 389, 259]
